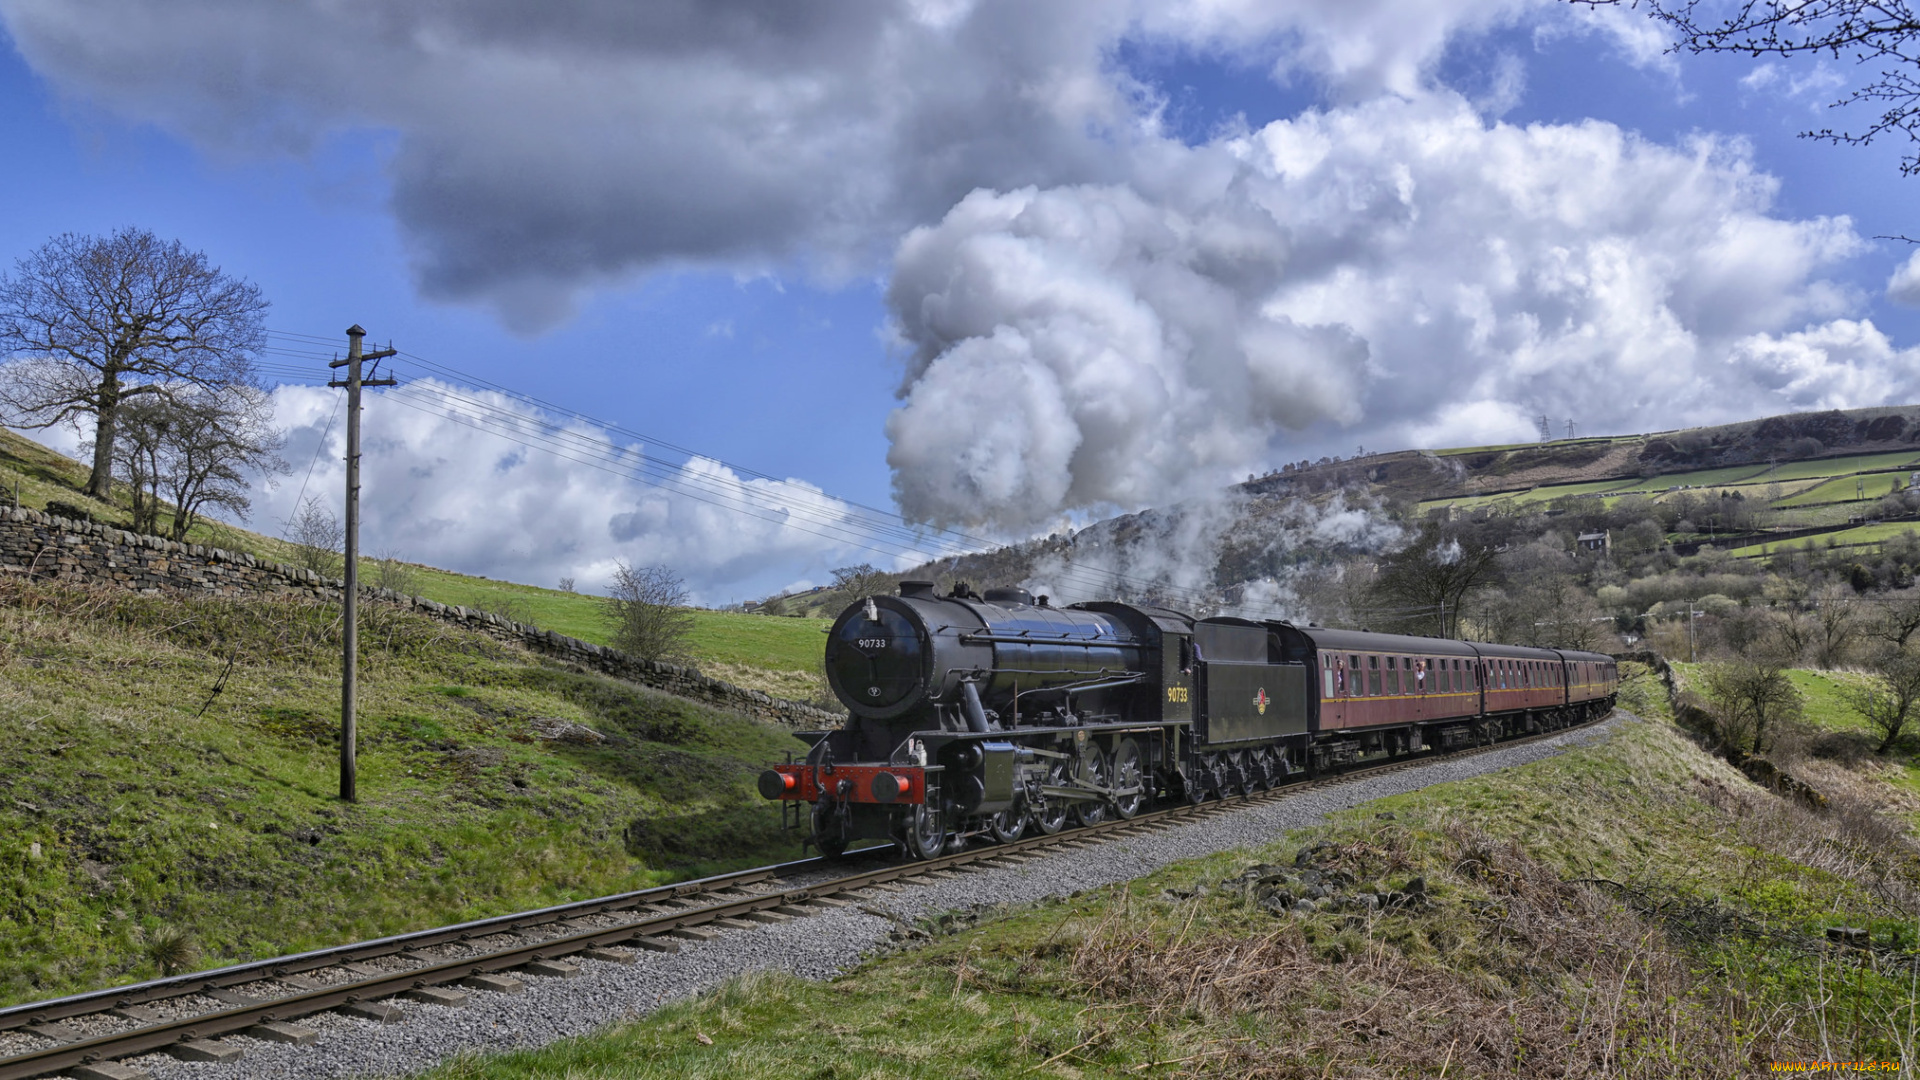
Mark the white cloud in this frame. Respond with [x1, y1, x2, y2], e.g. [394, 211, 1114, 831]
[884, 93, 1876, 532]
[1740, 63, 1780, 92]
[1888, 249, 1920, 306]
[250, 382, 910, 604]
[0, 0, 1598, 329]
[1721, 320, 1920, 412]
[1738, 59, 1845, 105]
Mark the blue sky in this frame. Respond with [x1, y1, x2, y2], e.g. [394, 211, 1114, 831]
[3, 2, 1920, 601]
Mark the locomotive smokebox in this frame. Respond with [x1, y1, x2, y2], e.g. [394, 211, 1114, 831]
[824, 582, 1159, 728]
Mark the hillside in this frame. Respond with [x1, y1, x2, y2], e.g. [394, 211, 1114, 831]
[0, 428, 835, 703]
[0, 576, 812, 1008]
[772, 403, 1920, 617]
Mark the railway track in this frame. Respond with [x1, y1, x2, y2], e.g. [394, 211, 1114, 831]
[0, 713, 1609, 1080]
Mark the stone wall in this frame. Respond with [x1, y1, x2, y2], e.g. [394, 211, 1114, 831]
[0, 506, 842, 730]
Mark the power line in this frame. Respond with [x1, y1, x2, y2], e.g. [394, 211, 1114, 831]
[285, 391, 343, 522]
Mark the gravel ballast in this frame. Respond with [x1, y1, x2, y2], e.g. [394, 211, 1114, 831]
[119, 715, 1624, 1080]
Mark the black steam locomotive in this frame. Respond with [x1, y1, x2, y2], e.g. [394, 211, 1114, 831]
[760, 581, 1616, 858]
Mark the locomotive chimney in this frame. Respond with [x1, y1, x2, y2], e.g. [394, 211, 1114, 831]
[899, 580, 936, 597]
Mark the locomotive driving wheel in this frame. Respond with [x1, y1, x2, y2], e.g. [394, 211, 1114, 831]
[1031, 756, 1070, 834]
[988, 802, 1027, 843]
[1073, 746, 1110, 827]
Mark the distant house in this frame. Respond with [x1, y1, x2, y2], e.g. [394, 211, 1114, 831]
[1576, 530, 1610, 553]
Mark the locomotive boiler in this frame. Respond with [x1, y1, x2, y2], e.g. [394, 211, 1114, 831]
[760, 580, 1617, 858]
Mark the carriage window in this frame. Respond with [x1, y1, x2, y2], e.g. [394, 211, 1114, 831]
[1323, 656, 1335, 698]
[1368, 656, 1381, 696]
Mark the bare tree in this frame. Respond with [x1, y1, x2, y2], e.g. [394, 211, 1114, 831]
[1367, 522, 1500, 638]
[1810, 583, 1862, 668]
[1523, 579, 1610, 650]
[287, 497, 343, 578]
[604, 560, 696, 662]
[0, 229, 267, 498]
[101, 395, 170, 536]
[830, 563, 893, 601]
[1701, 657, 1805, 757]
[1869, 587, 1920, 650]
[1841, 645, 1920, 752]
[154, 387, 287, 540]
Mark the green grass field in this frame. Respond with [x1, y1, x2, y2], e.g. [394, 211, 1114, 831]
[1774, 471, 1912, 508]
[1601, 463, 1776, 491]
[1729, 522, 1920, 558]
[1760, 450, 1920, 482]
[0, 579, 811, 1007]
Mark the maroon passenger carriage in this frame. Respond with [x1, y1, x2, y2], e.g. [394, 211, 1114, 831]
[761, 582, 1618, 858]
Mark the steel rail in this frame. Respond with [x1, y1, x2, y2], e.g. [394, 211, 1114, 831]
[0, 710, 1608, 1080]
[0, 859, 832, 1033]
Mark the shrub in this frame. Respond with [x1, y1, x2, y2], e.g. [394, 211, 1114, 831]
[604, 561, 696, 662]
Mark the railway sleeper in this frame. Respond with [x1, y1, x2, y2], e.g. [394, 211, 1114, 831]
[247, 1020, 320, 1045]
[69, 1062, 149, 1080]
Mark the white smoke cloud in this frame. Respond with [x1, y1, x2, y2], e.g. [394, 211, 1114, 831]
[885, 92, 1880, 533]
[885, 183, 1366, 531]
[1020, 490, 1404, 620]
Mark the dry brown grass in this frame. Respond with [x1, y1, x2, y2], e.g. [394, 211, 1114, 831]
[1054, 827, 1807, 1077]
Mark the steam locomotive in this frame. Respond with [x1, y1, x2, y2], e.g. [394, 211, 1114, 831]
[759, 581, 1616, 858]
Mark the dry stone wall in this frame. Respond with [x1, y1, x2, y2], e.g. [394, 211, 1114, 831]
[0, 506, 842, 730]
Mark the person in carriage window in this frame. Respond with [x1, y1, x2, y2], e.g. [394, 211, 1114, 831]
[1335, 656, 1347, 694]
[1415, 659, 1426, 692]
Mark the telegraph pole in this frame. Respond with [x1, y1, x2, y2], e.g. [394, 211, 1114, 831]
[329, 325, 397, 802]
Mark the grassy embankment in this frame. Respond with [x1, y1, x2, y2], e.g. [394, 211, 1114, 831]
[0, 579, 811, 1008]
[417, 665, 1920, 1077]
[0, 428, 834, 699]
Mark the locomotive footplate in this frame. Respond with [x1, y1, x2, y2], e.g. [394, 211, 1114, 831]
[759, 763, 931, 805]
